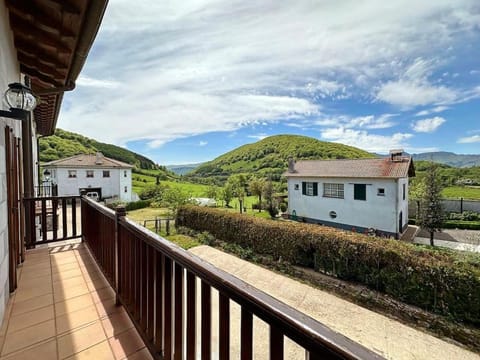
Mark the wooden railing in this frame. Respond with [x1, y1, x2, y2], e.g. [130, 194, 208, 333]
[24, 195, 81, 248]
[81, 197, 383, 360]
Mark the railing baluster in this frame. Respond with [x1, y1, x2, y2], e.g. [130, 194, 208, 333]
[147, 247, 154, 341]
[141, 242, 148, 332]
[219, 293, 230, 360]
[71, 197, 77, 236]
[154, 252, 163, 353]
[135, 238, 141, 321]
[201, 281, 211, 360]
[174, 263, 183, 360]
[270, 326, 284, 360]
[52, 198, 58, 241]
[62, 198, 67, 238]
[241, 309, 253, 360]
[41, 199, 47, 242]
[186, 271, 196, 360]
[164, 257, 173, 359]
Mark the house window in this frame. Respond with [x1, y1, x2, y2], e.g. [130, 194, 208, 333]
[294, 184, 299, 190]
[302, 182, 318, 196]
[354, 184, 366, 200]
[377, 188, 385, 196]
[86, 170, 94, 178]
[68, 170, 77, 178]
[103, 171, 110, 178]
[124, 170, 127, 178]
[402, 184, 406, 200]
[124, 186, 128, 193]
[323, 183, 344, 198]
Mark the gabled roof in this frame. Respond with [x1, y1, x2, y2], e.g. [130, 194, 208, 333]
[285, 157, 415, 179]
[43, 154, 133, 169]
[5, 0, 108, 135]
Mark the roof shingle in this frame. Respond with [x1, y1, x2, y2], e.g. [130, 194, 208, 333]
[43, 154, 133, 169]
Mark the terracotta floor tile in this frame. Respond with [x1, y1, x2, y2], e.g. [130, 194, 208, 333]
[16, 274, 51, 290]
[21, 259, 51, 270]
[50, 256, 78, 266]
[57, 321, 106, 359]
[101, 311, 134, 338]
[55, 294, 95, 317]
[53, 276, 86, 293]
[108, 328, 145, 360]
[52, 262, 81, 274]
[91, 287, 115, 304]
[126, 348, 153, 360]
[14, 285, 52, 303]
[94, 299, 124, 319]
[86, 276, 110, 292]
[19, 268, 51, 280]
[7, 305, 54, 333]
[81, 270, 103, 284]
[52, 269, 84, 283]
[56, 305, 99, 334]
[0, 339, 57, 360]
[1, 319, 55, 356]
[54, 284, 90, 302]
[65, 340, 114, 360]
[11, 294, 54, 317]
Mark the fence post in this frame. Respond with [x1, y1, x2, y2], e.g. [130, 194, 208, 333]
[460, 197, 463, 213]
[115, 205, 126, 306]
[166, 219, 170, 235]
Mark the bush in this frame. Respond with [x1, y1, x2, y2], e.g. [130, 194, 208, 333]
[177, 205, 480, 325]
[447, 211, 480, 221]
[125, 200, 151, 211]
[443, 220, 480, 230]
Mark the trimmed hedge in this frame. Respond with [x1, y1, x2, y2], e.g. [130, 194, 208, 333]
[177, 205, 480, 325]
[125, 199, 152, 211]
[443, 220, 480, 230]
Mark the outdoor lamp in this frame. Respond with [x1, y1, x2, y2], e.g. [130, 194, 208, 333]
[43, 169, 51, 181]
[0, 83, 37, 120]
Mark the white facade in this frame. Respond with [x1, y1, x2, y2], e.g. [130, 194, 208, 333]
[45, 157, 133, 202]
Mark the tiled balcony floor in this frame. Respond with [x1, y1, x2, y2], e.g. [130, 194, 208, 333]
[0, 241, 152, 360]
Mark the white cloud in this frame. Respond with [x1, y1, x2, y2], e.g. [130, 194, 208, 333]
[59, 0, 480, 147]
[248, 134, 269, 141]
[458, 135, 480, 143]
[414, 106, 449, 116]
[411, 116, 446, 133]
[320, 127, 413, 153]
[199, 141, 208, 146]
[316, 113, 397, 129]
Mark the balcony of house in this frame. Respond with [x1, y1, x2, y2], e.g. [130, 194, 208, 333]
[5, 195, 382, 360]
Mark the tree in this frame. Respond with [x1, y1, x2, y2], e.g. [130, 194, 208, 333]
[419, 163, 445, 246]
[249, 177, 265, 212]
[205, 184, 218, 200]
[227, 174, 247, 213]
[263, 177, 278, 218]
[221, 183, 234, 207]
[409, 177, 426, 221]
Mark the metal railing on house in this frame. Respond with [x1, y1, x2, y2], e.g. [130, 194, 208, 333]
[34, 184, 58, 197]
[81, 197, 384, 360]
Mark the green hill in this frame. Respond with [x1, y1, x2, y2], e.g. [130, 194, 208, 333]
[412, 152, 480, 168]
[187, 135, 375, 181]
[39, 128, 158, 170]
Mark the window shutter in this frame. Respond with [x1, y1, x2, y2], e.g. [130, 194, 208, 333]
[302, 182, 306, 195]
[313, 182, 318, 196]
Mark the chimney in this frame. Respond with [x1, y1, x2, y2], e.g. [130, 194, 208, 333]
[389, 149, 404, 162]
[95, 152, 104, 165]
[287, 157, 296, 173]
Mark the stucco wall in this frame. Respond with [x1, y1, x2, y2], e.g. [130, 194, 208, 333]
[119, 169, 132, 202]
[287, 177, 405, 234]
[0, 1, 21, 324]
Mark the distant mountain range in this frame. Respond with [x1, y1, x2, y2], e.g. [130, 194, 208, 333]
[412, 152, 480, 168]
[166, 163, 204, 175]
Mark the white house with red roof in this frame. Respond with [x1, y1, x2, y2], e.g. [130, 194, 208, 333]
[284, 150, 415, 238]
[43, 152, 133, 202]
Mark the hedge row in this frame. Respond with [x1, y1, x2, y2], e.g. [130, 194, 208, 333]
[177, 205, 480, 325]
[443, 220, 480, 230]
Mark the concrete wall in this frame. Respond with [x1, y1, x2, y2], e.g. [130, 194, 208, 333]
[50, 167, 132, 201]
[0, 1, 21, 324]
[409, 198, 480, 216]
[287, 176, 408, 235]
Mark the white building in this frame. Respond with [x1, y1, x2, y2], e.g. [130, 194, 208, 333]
[285, 151, 415, 238]
[43, 153, 133, 202]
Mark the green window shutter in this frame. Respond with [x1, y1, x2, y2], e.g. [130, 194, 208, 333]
[302, 182, 306, 195]
[354, 184, 366, 200]
[313, 182, 318, 196]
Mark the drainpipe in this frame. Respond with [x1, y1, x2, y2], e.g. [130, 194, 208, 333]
[395, 179, 399, 238]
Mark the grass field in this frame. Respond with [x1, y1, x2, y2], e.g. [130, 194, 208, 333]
[442, 186, 480, 200]
[132, 171, 210, 197]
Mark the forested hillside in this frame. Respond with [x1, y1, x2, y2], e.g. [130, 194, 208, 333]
[187, 134, 375, 182]
[39, 129, 157, 169]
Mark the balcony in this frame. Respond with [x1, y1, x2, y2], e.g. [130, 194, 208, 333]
[11, 195, 382, 359]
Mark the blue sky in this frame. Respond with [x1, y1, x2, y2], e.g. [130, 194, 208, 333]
[58, 0, 480, 165]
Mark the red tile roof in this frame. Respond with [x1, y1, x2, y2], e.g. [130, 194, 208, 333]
[43, 153, 133, 169]
[285, 158, 415, 179]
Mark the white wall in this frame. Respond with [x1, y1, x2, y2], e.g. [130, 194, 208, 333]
[0, 1, 21, 324]
[287, 177, 404, 235]
[50, 167, 132, 201]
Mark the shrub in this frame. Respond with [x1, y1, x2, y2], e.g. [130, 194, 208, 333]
[177, 205, 480, 325]
[125, 200, 151, 211]
[443, 220, 480, 230]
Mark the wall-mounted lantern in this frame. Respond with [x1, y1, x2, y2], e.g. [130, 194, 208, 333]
[0, 83, 37, 120]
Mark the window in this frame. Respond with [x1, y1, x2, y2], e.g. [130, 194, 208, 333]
[329, 211, 337, 219]
[68, 170, 76, 178]
[377, 188, 385, 196]
[354, 184, 366, 200]
[124, 170, 127, 178]
[86, 170, 94, 178]
[294, 184, 299, 190]
[124, 186, 128, 193]
[402, 184, 406, 200]
[103, 170, 110, 178]
[323, 183, 344, 198]
[302, 182, 318, 196]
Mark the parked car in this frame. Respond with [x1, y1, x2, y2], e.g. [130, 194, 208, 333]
[86, 192, 100, 201]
